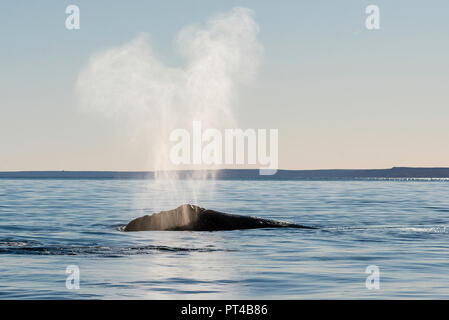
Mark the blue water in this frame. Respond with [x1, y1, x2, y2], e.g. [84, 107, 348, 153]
[1, 179, 449, 299]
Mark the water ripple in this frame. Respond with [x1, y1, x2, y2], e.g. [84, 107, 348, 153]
[0, 242, 230, 256]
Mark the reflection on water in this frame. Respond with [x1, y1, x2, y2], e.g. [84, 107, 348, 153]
[1, 179, 449, 298]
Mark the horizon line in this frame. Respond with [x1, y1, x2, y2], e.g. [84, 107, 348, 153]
[2, 167, 449, 180]
[1, 167, 449, 173]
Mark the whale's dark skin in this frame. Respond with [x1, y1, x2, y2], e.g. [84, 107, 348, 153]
[124, 204, 316, 231]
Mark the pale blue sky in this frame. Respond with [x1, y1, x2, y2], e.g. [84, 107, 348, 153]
[1, 1, 448, 170]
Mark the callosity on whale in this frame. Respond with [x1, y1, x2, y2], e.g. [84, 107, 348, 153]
[124, 204, 316, 231]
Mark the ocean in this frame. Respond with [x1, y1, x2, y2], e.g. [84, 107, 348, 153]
[1, 178, 448, 299]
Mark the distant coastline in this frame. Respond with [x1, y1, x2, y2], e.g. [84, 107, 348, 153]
[1, 167, 449, 180]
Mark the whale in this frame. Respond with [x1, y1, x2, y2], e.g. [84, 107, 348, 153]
[124, 204, 316, 231]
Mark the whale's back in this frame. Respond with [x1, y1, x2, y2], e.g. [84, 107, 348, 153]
[124, 204, 201, 231]
[124, 204, 316, 231]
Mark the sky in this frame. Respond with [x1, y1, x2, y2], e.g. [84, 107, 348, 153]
[1, 0, 448, 171]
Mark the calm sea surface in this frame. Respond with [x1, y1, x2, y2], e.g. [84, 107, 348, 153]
[1, 179, 449, 299]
